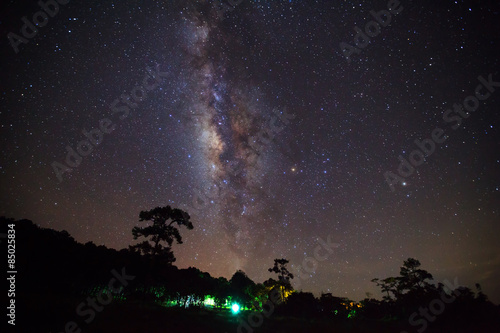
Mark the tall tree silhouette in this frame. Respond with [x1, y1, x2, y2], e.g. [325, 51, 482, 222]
[268, 258, 294, 302]
[398, 258, 433, 293]
[130, 206, 193, 265]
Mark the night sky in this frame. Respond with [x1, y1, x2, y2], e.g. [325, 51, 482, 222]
[1, 0, 499, 304]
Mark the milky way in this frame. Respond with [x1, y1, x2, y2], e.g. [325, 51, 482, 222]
[177, 4, 285, 266]
[1, 0, 500, 303]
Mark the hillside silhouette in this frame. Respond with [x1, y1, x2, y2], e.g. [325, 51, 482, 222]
[2, 215, 499, 333]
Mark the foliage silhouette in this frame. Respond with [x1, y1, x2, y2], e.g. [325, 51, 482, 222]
[2, 217, 499, 333]
[268, 258, 294, 303]
[229, 270, 256, 308]
[130, 206, 193, 265]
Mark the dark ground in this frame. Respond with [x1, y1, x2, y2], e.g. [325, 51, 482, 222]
[8, 293, 500, 333]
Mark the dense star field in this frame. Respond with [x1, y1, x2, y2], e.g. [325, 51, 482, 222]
[1, 0, 499, 304]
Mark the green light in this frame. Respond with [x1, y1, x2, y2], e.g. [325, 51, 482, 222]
[204, 297, 215, 307]
[231, 303, 240, 313]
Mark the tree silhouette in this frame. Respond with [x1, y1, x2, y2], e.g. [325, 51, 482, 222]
[372, 258, 434, 304]
[279, 292, 319, 318]
[268, 258, 294, 302]
[230, 270, 256, 308]
[398, 258, 433, 293]
[475, 283, 488, 302]
[371, 277, 400, 302]
[130, 206, 193, 265]
[5, 215, 500, 332]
